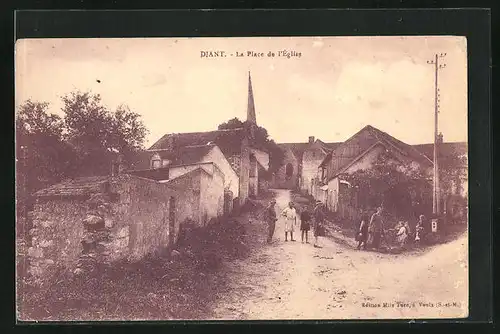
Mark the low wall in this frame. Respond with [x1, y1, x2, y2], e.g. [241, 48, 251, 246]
[26, 173, 204, 285]
[28, 199, 88, 280]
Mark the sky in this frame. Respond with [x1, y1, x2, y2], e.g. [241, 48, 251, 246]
[15, 36, 468, 147]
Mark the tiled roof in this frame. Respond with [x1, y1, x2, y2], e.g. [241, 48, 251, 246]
[277, 143, 310, 160]
[323, 142, 343, 151]
[277, 140, 342, 161]
[316, 139, 342, 152]
[127, 150, 153, 171]
[171, 145, 215, 166]
[413, 142, 468, 163]
[325, 125, 433, 180]
[148, 128, 246, 157]
[33, 176, 111, 198]
[127, 144, 215, 172]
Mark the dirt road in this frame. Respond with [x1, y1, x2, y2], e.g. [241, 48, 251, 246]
[211, 189, 468, 320]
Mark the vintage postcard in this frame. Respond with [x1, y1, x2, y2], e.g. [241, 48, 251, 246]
[15, 36, 468, 321]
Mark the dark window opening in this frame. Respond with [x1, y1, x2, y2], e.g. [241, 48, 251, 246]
[285, 163, 294, 179]
[151, 159, 161, 169]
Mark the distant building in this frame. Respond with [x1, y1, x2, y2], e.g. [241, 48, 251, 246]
[273, 143, 306, 190]
[316, 125, 433, 215]
[128, 143, 239, 201]
[141, 72, 269, 206]
[273, 138, 340, 191]
[274, 125, 467, 221]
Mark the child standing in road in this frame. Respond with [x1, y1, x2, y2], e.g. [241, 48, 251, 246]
[396, 221, 409, 249]
[300, 208, 311, 243]
[281, 202, 297, 242]
[415, 215, 425, 244]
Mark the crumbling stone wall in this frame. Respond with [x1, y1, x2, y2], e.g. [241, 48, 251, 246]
[27, 191, 131, 284]
[26, 172, 221, 285]
[28, 199, 90, 283]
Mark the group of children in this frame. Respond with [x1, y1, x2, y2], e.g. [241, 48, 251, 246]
[265, 200, 326, 248]
[355, 211, 428, 251]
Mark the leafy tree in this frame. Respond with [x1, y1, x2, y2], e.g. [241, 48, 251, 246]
[217, 117, 284, 173]
[439, 153, 468, 198]
[16, 100, 76, 236]
[339, 152, 433, 226]
[218, 117, 244, 130]
[16, 100, 75, 191]
[62, 91, 148, 176]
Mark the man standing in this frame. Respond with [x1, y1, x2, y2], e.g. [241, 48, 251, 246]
[368, 207, 385, 250]
[281, 201, 297, 242]
[313, 201, 325, 248]
[265, 199, 278, 243]
[356, 211, 369, 250]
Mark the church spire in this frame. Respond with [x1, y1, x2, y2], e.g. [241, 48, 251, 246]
[247, 71, 256, 124]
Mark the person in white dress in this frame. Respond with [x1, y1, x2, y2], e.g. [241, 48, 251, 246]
[281, 202, 297, 242]
[396, 221, 409, 249]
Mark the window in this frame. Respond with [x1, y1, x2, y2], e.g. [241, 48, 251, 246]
[151, 159, 161, 169]
[151, 153, 162, 169]
[285, 163, 294, 178]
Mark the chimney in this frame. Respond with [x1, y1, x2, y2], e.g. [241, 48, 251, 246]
[308, 136, 315, 144]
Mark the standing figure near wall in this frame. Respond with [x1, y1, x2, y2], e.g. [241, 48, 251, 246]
[313, 201, 325, 248]
[265, 199, 278, 243]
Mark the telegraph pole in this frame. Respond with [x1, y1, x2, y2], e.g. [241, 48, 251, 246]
[427, 53, 446, 216]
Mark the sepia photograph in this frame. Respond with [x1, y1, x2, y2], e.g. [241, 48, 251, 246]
[15, 36, 468, 321]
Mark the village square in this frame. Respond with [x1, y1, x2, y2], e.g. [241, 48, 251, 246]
[15, 37, 468, 320]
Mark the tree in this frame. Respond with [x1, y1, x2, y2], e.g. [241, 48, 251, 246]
[62, 91, 148, 176]
[16, 100, 76, 236]
[439, 153, 468, 197]
[217, 117, 284, 173]
[16, 100, 75, 191]
[339, 152, 433, 225]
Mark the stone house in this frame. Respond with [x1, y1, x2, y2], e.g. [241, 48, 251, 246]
[274, 137, 340, 191]
[300, 137, 341, 195]
[273, 143, 306, 190]
[315, 125, 434, 215]
[128, 143, 239, 202]
[143, 72, 269, 205]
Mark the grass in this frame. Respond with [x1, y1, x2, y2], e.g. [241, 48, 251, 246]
[18, 217, 254, 321]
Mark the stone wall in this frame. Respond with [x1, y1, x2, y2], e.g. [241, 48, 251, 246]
[26, 173, 205, 285]
[28, 199, 88, 281]
[239, 137, 250, 205]
[273, 148, 300, 190]
[301, 149, 328, 194]
[109, 173, 203, 260]
[199, 166, 225, 226]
